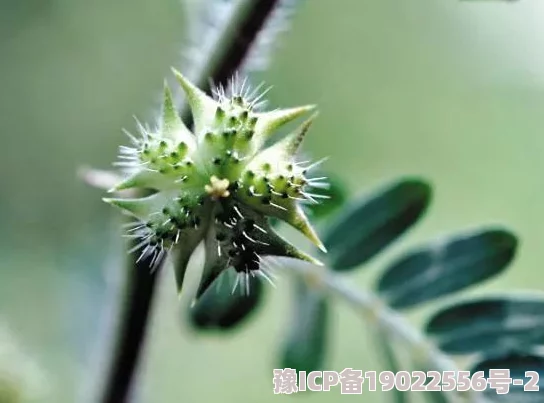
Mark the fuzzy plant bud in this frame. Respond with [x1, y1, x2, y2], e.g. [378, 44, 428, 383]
[105, 69, 329, 297]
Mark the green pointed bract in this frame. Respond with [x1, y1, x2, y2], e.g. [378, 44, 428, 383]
[282, 113, 317, 156]
[288, 205, 327, 253]
[194, 203, 323, 298]
[245, 114, 317, 170]
[252, 105, 316, 152]
[161, 81, 194, 144]
[237, 191, 326, 253]
[173, 223, 209, 295]
[106, 70, 328, 298]
[196, 225, 225, 298]
[110, 169, 175, 192]
[171, 68, 217, 138]
[253, 215, 324, 264]
[103, 192, 170, 221]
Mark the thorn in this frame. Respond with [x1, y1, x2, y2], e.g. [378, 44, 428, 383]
[233, 205, 244, 219]
[231, 274, 240, 294]
[257, 269, 276, 288]
[303, 156, 330, 171]
[269, 202, 287, 211]
[245, 271, 250, 295]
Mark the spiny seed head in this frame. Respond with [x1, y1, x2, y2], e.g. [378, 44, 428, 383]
[104, 69, 328, 297]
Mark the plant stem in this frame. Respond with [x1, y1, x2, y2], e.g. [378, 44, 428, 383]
[98, 1, 285, 402]
[202, 0, 280, 89]
[182, 0, 281, 124]
[284, 259, 485, 403]
[98, 251, 164, 403]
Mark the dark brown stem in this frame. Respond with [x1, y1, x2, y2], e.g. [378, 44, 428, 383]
[205, 0, 280, 89]
[183, 0, 281, 123]
[98, 251, 163, 403]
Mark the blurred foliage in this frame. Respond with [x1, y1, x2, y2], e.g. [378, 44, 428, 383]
[426, 295, 544, 355]
[377, 227, 517, 309]
[323, 178, 431, 271]
[190, 269, 264, 331]
[471, 352, 544, 401]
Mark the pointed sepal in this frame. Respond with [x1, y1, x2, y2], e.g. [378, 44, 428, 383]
[195, 224, 228, 299]
[248, 113, 317, 166]
[103, 192, 168, 221]
[237, 192, 326, 253]
[109, 170, 175, 192]
[234, 203, 324, 264]
[265, 201, 326, 253]
[256, 214, 325, 264]
[281, 113, 317, 156]
[161, 80, 195, 144]
[79, 166, 122, 191]
[172, 68, 218, 137]
[287, 204, 327, 253]
[172, 231, 208, 296]
[252, 105, 315, 151]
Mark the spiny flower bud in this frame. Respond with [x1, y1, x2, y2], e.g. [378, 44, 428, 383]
[104, 69, 328, 297]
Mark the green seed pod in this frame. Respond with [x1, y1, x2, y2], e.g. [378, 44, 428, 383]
[105, 69, 328, 296]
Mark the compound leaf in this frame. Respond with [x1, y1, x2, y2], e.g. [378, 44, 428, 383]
[376, 228, 517, 309]
[323, 177, 431, 271]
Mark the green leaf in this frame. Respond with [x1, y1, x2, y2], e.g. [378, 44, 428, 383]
[304, 173, 347, 221]
[470, 351, 544, 402]
[189, 269, 264, 330]
[425, 295, 544, 355]
[376, 227, 517, 309]
[280, 278, 328, 372]
[322, 177, 431, 271]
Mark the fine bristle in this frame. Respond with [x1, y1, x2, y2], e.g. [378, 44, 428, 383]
[244, 0, 302, 74]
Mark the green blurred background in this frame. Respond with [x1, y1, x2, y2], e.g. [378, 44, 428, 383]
[2, 0, 544, 401]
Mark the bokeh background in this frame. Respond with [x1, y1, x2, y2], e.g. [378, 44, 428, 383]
[2, 0, 544, 402]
